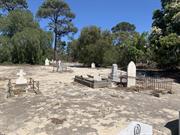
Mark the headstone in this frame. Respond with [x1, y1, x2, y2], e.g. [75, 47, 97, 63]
[111, 64, 120, 82]
[91, 63, 96, 69]
[127, 61, 136, 87]
[118, 121, 153, 135]
[16, 69, 27, 85]
[57, 60, 62, 72]
[45, 58, 50, 66]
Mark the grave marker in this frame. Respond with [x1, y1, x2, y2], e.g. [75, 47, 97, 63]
[127, 61, 136, 87]
[111, 64, 120, 82]
[45, 58, 50, 66]
[16, 69, 27, 85]
[118, 121, 152, 135]
[91, 63, 96, 69]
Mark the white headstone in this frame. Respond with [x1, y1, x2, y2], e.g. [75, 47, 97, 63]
[118, 121, 153, 135]
[16, 69, 27, 85]
[111, 64, 120, 82]
[91, 63, 96, 69]
[127, 61, 136, 87]
[57, 60, 62, 71]
[45, 58, 50, 66]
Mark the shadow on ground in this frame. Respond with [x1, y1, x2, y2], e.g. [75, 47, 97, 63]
[165, 119, 179, 135]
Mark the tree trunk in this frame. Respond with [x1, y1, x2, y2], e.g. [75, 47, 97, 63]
[54, 33, 57, 60]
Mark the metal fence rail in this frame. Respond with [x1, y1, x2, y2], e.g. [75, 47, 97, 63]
[137, 77, 173, 92]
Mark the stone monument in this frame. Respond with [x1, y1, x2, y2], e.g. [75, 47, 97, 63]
[45, 58, 50, 66]
[16, 69, 27, 85]
[127, 61, 136, 87]
[118, 121, 152, 135]
[91, 63, 96, 69]
[111, 64, 120, 82]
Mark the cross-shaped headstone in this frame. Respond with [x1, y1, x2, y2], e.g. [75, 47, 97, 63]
[16, 69, 27, 85]
[17, 69, 26, 77]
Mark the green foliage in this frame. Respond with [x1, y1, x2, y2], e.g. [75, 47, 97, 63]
[11, 28, 52, 64]
[74, 26, 113, 66]
[150, 0, 180, 68]
[68, 24, 149, 67]
[0, 36, 11, 63]
[37, 0, 77, 60]
[154, 33, 180, 68]
[0, 0, 28, 12]
[111, 22, 149, 66]
[0, 10, 39, 37]
[111, 21, 136, 33]
[103, 47, 117, 66]
[0, 5, 53, 64]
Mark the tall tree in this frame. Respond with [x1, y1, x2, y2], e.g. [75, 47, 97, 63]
[111, 22, 149, 66]
[37, 0, 77, 60]
[111, 22, 136, 45]
[111, 22, 136, 33]
[0, 0, 28, 12]
[0, 9, 53, 64]
[149, 0, 180, 68]
[0, 10, 39, 37]
[74, 26, 114, 66]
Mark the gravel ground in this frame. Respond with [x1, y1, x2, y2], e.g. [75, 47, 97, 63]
[0, 65, 179, 135]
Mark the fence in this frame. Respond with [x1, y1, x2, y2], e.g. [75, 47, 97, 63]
[137, 77, 173, 92]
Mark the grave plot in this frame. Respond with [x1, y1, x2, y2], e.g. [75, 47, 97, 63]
[74, 75, 111, 88]
[6, 69, 40, 98]
[45, 59, 73, 73]
[109, 62, 175, 98]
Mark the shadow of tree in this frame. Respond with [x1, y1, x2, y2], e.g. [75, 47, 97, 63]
[165, 119, 179, 135]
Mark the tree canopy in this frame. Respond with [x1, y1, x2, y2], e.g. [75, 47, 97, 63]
[37, 0, 77, 60]
[0, 0, 179, 69]
[0, 0, 53, 64]
[0, 0, 28, 12]
[149, 0, 180, 68]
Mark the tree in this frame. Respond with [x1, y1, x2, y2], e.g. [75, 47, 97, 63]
[37, 0, 77, 60]
[0, 9, 53, 64]
[67, 39, 79, 62]
[112, 22, 136, 33]
[73, 26, 114, 66]
[0, 0, 27, 12]
[149, 0, 180, 68]
[11, 28, 53, 64]
[111, 22, 149, 66]
[0, 10, 39, 37]
[0, 36, 11, 63]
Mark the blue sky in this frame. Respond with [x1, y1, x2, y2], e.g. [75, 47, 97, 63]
[28, 0, 161, 35]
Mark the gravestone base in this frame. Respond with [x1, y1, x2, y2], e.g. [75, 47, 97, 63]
[74, 76, 111, 88]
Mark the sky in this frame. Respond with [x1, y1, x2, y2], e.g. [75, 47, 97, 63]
[28, 0, 161, 36]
